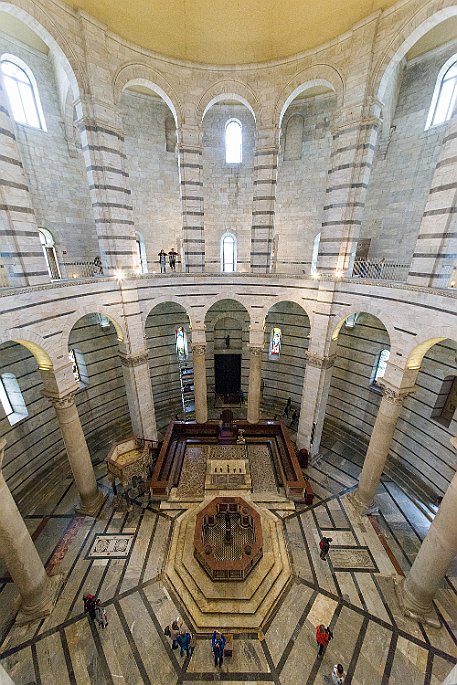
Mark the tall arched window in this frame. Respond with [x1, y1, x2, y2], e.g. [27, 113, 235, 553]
[39, 228, 61, 280]
[135, 232, 148, 273]
[225, 119, 242, 163]
[0, 373, 28, 425]
[425, 55, 457, 129]
[221, 233, 237, 272]
[1, 54, 46, 130]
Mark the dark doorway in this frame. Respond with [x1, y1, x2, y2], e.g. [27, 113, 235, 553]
[215, 354, 241, 396]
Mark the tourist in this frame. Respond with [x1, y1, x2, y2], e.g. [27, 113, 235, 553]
[283, 397, 292, 418]
[168, 248, 178, 272]
[212, 630, 226, 667]
[94, 599, 108, 629]
[316, 624, 333, 657]
[158, 249, 167, 273]
[177, 631, 193, 658]
[291, 408, 299, 427]
[319, 536, 332, 560]
[83, 593, 96, 620]
[164, 617, 183, 649]
[331, 663, 346, 684]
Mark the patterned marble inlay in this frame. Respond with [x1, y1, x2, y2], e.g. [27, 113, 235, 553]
[330, 547, 379, 572]
[209, 444, 246, 460]
[86, 534, 134, 559]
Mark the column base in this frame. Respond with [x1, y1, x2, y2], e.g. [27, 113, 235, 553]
[394, 577, 441, 629]
[347, 490, 379, 516]
[16, 573, 64, 625]
[75, 488, 106, 518]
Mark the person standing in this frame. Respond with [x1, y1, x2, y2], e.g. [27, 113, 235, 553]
[177, 631, 193, 658]
[283, 397, 292, 418]
[164, 617, 183, 649]
[94, 599, 108, 628]
[158, 249, 167, 273]
[212, 630, 226, 667]
[83, 593, 96, 621]
[319, 536, 332, 561]
[168, 248, 178, 272]
[316, 624, 333, 657]
[331, 663, 346, 684]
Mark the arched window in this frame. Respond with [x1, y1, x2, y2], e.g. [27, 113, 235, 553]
[135, 232, 148, 273]
[176, 326, 188, 360]
[69, 349, 89, 387]
[0, 373, 28, 425]
[225, 119, 242, 163]
[269, 327, 282, 360]
[370, 349, 390, 388]
[310, 232, 321, 276]
[39, 228, 61, 280]
[425, 55, 457, 129]
[221, 233, 237, 272]
[1, 54, 46, 130]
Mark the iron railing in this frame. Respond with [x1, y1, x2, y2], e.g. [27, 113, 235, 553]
[352, 259, 410, 282]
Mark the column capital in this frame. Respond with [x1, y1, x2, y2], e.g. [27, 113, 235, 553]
[119, 351, 149, 368]
[305, 351, 336, 369]
[379, 380, 415, 404]
[332, 99, 383, 134]
[43, 391, 77, 410]
[248, 345, 263, 358]
[192, 344, 206, 357]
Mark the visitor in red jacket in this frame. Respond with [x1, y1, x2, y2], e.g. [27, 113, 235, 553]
[316, 623, 333, 656]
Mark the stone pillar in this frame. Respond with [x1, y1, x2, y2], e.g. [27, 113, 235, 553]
[74, 98, 138, 275]
[46, 392, 105, 516]
[318, 102, 382, 275]
[247, 346, 263, 424]
[250, 125, 279, 273]
[398, 437, 457, 627]
[349, 381, 414, 513]
[119, 351, 158, 442]
[177, 124, 205, 272]
[192, 343, 208, 423]
[0, 439, 60, 623]
[408, 116, 457, 288]
[296, 351, 335, 456]
[0, 70, 49, 287]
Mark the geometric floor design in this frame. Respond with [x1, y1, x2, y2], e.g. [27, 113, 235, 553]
[1, 438, 456, 684]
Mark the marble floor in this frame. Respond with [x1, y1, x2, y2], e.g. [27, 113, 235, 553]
[0, 435, 456, 684]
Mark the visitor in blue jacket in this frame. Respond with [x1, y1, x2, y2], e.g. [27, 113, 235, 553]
[212, 630, 226, 667]
[177, 631, 193, 658]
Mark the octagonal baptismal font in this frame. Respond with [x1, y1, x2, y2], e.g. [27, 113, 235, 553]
[194, 497, 262, 581]
[164, 495, 291, 632]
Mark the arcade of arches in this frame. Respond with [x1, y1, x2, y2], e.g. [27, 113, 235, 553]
[0, 1, 457, 683]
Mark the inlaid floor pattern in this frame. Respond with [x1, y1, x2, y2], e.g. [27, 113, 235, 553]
[0, 439, 456, 684]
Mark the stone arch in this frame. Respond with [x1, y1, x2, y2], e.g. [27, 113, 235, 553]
[406, 329, 457, 371]
[331, 307, 394, 348]
[113, 62, 183, 127]
[61, 307, 126, 356]
[0, 327, 55, 370]
[256, 298, 312, 332]
[198, 294, 253, 329]
[372, 3, 457, 104]
[274, 65, 344, 128]
[142, 297, 193, 330]
[0, 1, 87, 97]
[197, 80, 260, 122]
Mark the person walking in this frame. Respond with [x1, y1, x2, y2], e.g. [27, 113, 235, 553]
[168, 248, 178, 272]
[164, 617, 183, 649]
[83, 593, 96, 621]
[283, 397, 292, 418]
[331, 663, 346, 684]
[177, 631, 193, 658]
[212, 630, 226, 667]
[316, 623, 333, 657]
[319, 536, 332, 561]
[158, 249, 167, 273]
[94, 599, 108, 628]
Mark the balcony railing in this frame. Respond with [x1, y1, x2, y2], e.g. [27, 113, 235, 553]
[351, 259, 409, 283]
[57, 261, 104, 280]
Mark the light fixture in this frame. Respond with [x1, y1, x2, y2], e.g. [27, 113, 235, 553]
[335, 270, 343, 279]
[311, 272, 320, 279]
[114, 269, 125, 281]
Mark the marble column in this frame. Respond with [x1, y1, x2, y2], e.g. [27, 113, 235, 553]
[247, 346, 263, 424]
[296, 351, 335, 456]
[192, 344, 208, 423]
[0, 439, 60, 623]
[177, 124, 205, 272]
[119, 351, 158, 442]
[46, 392, 105, 516]
[250, 125, 279, 273]
[408, 116, 457, 288]
[0, 70, 49, 287]
[349, 381, 414, 513]
[398, 436, 457, 627]
[318, 101, 381, 275]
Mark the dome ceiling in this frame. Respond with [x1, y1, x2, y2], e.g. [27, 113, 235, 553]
[67, 0, 401, 65]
